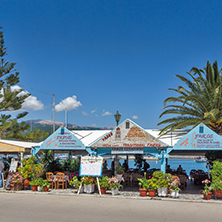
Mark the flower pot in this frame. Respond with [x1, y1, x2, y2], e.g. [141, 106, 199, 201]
[116, 174, 122, 181]
[84, 184, 95, 194]
[158, 187, 168, 197]
[37, 186, 42, 192]
[111, 188, 119, 196]
[203, 192, 212, 200]
[213, 190, 222, 198]
[139, 188, 148, 197]
[100, 187, 106, 195]
[171, 190, 179, 198]
[31, 185, 38, 192]
[43, 186, 49, 192]
[148, 190, 156, 197]
[23, 178, 31, 189]
[10, 184, 22, 191]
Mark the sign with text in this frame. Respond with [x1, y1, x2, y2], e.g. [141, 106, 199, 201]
[40, 127, 85, 150]
[111, 147, 144, 154]
[174, 124, 222, 149]
[80, 156, 103, 177]
[9, 159, 18, 172]
[91, 119, 167, 149]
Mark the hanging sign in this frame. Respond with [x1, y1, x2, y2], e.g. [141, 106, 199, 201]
[79, 156, 103, 177]
[111, 147, 144, 154]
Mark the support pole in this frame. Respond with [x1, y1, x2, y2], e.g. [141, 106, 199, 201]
[20, 152, 24, 167]
[160, 151, 166, 173]
[114, 154, 119, 175]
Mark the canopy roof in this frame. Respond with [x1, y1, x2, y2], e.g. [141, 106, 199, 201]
[91, 119, 168, 149]
[0, 139, 41, 154]
[173, 123, 222, 150]
[32, 127, 86, 155]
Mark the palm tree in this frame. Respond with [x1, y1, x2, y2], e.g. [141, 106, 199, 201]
[158, 61, 222, 137]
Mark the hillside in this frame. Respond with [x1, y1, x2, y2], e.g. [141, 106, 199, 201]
[25, 119, 114, 134]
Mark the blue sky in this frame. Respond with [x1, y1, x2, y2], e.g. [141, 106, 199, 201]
[1, 0, 222, 128]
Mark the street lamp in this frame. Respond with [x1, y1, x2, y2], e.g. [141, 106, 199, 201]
[114, 111, 121, 126]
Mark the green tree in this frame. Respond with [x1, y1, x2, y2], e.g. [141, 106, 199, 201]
[25, 129, 49, 142]
[158, 61, 222, 137]
[0, 25, 30, 138]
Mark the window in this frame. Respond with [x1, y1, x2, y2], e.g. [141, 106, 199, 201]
[199, 126, 204, 133]
[126, 121, 130, 129]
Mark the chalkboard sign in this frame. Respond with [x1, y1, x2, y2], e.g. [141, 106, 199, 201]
[9, 159, 18, 172]
[80, 156, 103, 177]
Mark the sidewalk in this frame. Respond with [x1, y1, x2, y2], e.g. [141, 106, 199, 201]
[1, 187, 221, 204]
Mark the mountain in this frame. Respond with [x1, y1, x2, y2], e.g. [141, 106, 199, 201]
[25, 119, 114, 134]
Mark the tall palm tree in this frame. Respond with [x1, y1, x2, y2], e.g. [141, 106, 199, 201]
[158, 61, 222, 137]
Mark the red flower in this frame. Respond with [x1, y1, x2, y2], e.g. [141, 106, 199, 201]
[30, 168, 32, 171]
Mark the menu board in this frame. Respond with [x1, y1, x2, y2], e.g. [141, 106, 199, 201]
[9, 159, 18, 172]
[80, 156, 103, 177]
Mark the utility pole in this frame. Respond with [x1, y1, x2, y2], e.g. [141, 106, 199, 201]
[53, 94, 55, 132]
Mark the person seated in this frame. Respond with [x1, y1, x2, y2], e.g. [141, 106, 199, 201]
[177, 165, 183, 174]
[166, 165, 172, 173]
[123, 160, 129, 172]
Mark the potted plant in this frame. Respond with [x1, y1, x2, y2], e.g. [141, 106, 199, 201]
[170, 185, 180, 198]
[108, 176, 123, 195]
[138, 174, 148, 196]
[116, 166, 125, 181]
[9, 172, 23, 191]
[29, 180, 39, 191]
[153, 171, 171, 197]
[40, 180, 50, 192]
[18, 156, 44, 189]
[201, 182, 212, 200]
[147, 177, 158, 197]
[211, 179, 222, 198]
[81, 177, 95, 194]
[98, 176, 109, 194]
[69, 176, 81, 189]
[210, 161, 222, 198]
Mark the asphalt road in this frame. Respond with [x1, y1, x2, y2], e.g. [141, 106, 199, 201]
[0, 193, 221, 222]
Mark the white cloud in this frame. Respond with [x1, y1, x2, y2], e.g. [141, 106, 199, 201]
[55, 95, 82, 112]
[22, 96, 44, 111]
[91, 109, 96, 114]
[102, 110, 112, 116]
[82, 111, 88, 116]
[92, 124, 96, 126]
[10, 85, 44, 111]
[132, 115, 139, 119]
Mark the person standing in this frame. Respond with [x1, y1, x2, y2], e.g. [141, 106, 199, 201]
[143, 161, 150, 172]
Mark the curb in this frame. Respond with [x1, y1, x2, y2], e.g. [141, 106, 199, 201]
[0, 189, 222, 204]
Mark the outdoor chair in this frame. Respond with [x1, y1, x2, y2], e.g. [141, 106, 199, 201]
[46, 172, 54, 189]
[56, 172, 67, 189]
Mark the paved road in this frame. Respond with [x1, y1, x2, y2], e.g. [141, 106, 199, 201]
[0, 193, 221, 222]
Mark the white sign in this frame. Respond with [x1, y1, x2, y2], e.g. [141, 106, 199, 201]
[9, 159, 18, 172]
[111, 147, 144, 154]
[80, 156, 103, 177]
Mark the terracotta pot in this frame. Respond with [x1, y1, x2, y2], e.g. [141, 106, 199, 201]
[10, 184, 23, 191]
[139, 188, 148, 197]
[203, 192, 212, 200]
[148, 189, 156, 197]
[100, 187, 106, 194]
[32, 185, 38, 191]
[213, 190, 222, 198]
[23, 178, 31, 189]
[43, 186, 49, 192]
